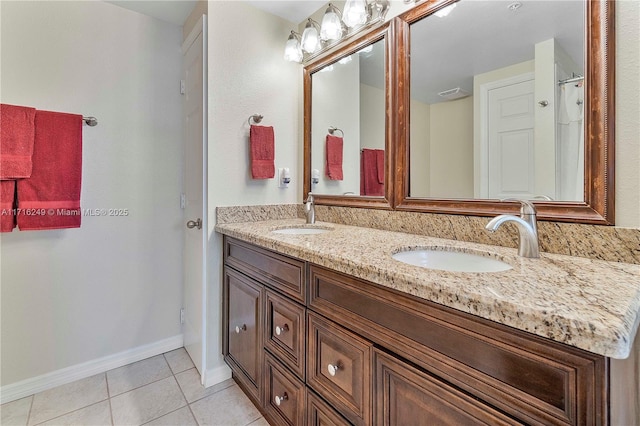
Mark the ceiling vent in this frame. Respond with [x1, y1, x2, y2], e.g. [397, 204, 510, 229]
[437, 87, 471, 101]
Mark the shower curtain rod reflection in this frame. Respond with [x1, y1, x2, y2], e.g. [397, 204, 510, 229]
[83, 116, 98, 127]
[558, 75, 584, 85]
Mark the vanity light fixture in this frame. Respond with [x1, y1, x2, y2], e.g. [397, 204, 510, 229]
[283, 30, 303, 62]
[285, 0, 388, 64]
[301, 18, 322, 53]
[320, 3, 344, 41]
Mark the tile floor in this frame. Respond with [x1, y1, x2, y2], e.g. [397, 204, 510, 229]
[1, 348, 270, 426]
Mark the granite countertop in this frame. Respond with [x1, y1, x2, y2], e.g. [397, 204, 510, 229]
[215, 218, 640, 359]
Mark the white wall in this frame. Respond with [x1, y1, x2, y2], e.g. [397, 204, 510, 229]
[0, 1, 183, 388]
[206, 1, 300, 376]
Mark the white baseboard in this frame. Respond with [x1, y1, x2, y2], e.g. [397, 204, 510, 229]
[203, 364, 232, 388]
[0, 334, 183, 404]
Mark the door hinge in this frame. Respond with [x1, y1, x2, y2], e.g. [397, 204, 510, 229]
[180, 193, 186, 209]
[180, 308, 185, 324]
[180, 79, 185, 95]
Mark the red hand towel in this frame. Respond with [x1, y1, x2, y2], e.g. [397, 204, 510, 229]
[17, 110, 82, 230]
[1, 181, 16, 232]
[375, 149, 385, 184]
[360, 149, 384, 196]
[325, 135, 343, 180]
[250, 125, 275, 179]
[1, 104, 36, 179]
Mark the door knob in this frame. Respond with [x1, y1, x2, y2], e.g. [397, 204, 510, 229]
[186, 218, 202, 229]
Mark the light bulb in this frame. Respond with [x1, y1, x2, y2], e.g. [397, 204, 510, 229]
[301, 20, 320, 53]
[342, 0, 368, 28]
[283, 32, 302, 63]
[320, 4, 343, 41]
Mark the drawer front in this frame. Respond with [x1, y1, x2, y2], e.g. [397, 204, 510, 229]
[307, 388, 351, 426]
[374, 348, 521, 426]
[224, 237, 306, 303]
[263, 352, 306, 426]
[309, 265, 607, 425]
[307, 312, 372, 426]
[264, 290, 306, 379]
[224, 268, 262, 401]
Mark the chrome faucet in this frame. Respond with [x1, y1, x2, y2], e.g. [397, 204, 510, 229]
[304, 192, 315, 224]
[485, 199, 540, 258]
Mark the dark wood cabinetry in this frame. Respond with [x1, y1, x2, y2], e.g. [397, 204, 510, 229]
[222, 237, 609, 425]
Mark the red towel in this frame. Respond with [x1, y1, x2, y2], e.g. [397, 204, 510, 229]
[360, 149, 384, 196]
[17, 110, 82, 230]
[1, 181, 16, 232]
[250, 125, 275, 179]
[1, 104, 36, 179]
[325, 135, 343, 180]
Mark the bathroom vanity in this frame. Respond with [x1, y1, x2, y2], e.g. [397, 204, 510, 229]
[218, 219, 639, 426]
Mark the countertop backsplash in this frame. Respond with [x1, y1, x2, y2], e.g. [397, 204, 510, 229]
[215, 204, 640, 264]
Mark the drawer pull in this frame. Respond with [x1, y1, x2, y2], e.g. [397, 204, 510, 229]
[234, 324, 247, 334]
[275, 324, 289, 336]
[327, 362, 341, 377]
[274, 392, 288, 406]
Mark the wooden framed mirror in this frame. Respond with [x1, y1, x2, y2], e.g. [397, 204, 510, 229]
[303, 21, 396, 209]
[393, 0, 615, 224]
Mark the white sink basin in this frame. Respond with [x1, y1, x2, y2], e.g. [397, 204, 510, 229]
[272, 227, 331, 235]
[392, 248, 512, 273]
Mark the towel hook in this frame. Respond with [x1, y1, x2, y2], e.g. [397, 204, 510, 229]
[328, 126, 344, 137]
[248, 114, 264, 125]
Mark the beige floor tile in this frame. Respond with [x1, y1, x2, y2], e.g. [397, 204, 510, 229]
[110, 376, 186, 426]
[189, 384, 261, 426]
[163, 348, 194, 374]
[38, 400, 111, 426]
[247, 417, 271, 426]
[28, 374, 108, 426]
[107, 355, 172, 396]
[1, 396, 33, 426]
[143, 406, 197, 426]
[175, 369, 234, 403]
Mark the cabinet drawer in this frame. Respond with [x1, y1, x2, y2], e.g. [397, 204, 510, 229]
[309, 265, 607, 425]
[264, 290, 306, 379]
[307, 312, 372, 426]
[224, 237, 306, 303]
[374, 348, 521, 426]
[223, 268, 262, 402]
[263, 352, 306, 426]
[307, 388, 351, 426]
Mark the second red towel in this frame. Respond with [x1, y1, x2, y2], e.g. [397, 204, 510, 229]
[250, 125, 275, 179]
[17, 110, 82, 230]
[325, 135, 343, 180]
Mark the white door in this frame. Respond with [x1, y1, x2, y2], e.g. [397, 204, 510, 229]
[182, 16, 207, 381]
[487, 79, 536, 200]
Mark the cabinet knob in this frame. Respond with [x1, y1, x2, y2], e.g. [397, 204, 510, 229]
[234, 324, 247, 334]
[327, 363, 341, 377]
[275, 324, 289, 336]
[274, 392, 288, 406]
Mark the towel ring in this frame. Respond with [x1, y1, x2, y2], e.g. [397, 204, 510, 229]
[248, 114, 264, 125]
[328, 126, 344, 137]
[83, 116, 98, 127]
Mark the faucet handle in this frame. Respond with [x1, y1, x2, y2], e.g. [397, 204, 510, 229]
[501, 198, 537, 216]
[306, 192, 314, 203]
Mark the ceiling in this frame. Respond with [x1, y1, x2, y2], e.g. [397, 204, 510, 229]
[105, 0, 326, 26]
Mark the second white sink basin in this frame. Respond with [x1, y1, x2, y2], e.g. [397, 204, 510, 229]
[272, 227, 331, 235]
[392, 248, 512, 273]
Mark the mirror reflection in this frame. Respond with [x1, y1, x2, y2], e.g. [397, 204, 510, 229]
[409, 0, 585, 202]
[311, 38, 386, 196]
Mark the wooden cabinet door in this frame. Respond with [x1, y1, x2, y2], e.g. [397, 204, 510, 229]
[373, 349, 521, 426]
[224, 268, 262, 401]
